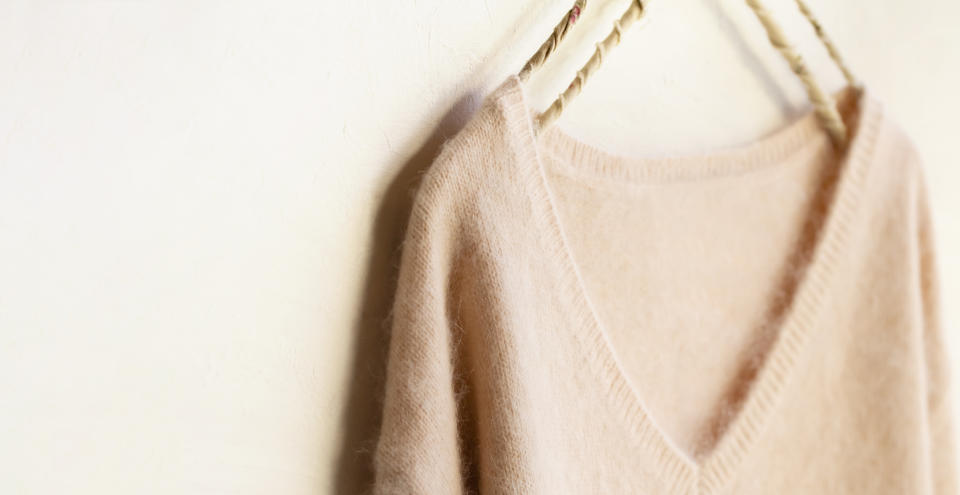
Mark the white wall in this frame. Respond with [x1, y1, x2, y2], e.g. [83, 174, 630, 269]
[1, 1, 957, 494]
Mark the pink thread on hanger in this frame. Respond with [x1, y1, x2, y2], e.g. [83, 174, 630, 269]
[567, 5, 584, 94]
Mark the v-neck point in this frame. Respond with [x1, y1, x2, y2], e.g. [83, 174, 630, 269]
[495, 73, 884, 494]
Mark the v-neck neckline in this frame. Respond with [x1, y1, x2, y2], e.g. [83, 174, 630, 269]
[495, 74, 883, 493]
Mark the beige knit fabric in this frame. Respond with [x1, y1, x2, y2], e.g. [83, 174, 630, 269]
[371, 74, 958, 494]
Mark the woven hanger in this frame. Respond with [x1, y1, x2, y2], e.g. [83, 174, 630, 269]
[521, 0, 859, 149]
[518, 1, 589, 82]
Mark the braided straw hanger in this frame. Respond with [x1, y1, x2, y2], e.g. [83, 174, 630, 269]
[532, 0, 646, 135]
[744, 0, 847, 146]
[532, 0, 859, 149]
[518, 1, 588, 82]
[794, 0, 857, 88]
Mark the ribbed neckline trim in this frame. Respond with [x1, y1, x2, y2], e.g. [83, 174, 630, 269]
[490, 73, 884, 494]
[537, 88, 838, 186]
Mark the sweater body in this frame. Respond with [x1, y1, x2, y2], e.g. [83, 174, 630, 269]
[371, 75, 958, 494]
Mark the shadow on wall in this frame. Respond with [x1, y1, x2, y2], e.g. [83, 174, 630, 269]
[332, 91, 482, 495]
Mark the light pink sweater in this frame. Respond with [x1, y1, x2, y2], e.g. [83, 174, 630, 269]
[371, 74, 958, 494]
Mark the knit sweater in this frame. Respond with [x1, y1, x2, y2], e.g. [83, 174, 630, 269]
[371, 74, 958, 494]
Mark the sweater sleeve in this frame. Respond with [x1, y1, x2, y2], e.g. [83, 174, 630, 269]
[916, 161, 960, 495]
[371, 172, 466, 495]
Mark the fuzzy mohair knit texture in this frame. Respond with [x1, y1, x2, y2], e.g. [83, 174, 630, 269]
[371, 74, 959, 494]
